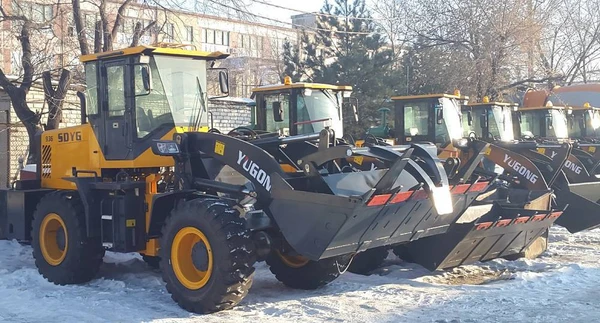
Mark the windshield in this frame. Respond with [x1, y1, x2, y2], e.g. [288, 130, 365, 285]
[134, 56, 208, 138]
[438, 97, 463, 141]
[571, 110, 600, 138]
[464, 106, 514, 141]
[520, 109, 568, 139]
[296, 89, 343, 137]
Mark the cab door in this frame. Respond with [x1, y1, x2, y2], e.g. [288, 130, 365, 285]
[99, 59, 134, 160]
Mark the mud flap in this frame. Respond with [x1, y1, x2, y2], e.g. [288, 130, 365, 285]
[554, 182, 600, 233]
[396, 197, 561, 271]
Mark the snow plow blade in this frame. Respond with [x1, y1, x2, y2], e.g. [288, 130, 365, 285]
[394, 190, 561, 271]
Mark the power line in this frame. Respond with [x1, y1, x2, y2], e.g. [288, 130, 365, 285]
[248, 0, 384, 22]
[205, 0, 375, 35]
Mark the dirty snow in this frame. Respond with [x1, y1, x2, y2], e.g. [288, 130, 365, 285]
[1, 226, 600, 323]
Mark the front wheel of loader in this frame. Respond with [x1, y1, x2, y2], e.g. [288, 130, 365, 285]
[31, 191, 105, 285]
[266, 251, 351, 290]
[159, 198, 256, 314]
[347, 247, 389, 275]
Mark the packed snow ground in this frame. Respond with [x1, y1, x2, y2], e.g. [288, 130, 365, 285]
[1, 226, 600, 323]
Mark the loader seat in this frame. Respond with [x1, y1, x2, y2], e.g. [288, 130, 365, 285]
[137, 108, 152, 137]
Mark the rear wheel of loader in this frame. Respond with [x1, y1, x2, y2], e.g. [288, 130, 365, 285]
[347, 247, 389, 275]
[504, 229, 549, 261]
[159, 198, 256, 314]
[266, 251, 351, 290]
[31, 191, 105, 285]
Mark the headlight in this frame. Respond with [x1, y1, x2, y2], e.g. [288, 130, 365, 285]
[455, 138, 469, 148]
[152, 140, 180, 156]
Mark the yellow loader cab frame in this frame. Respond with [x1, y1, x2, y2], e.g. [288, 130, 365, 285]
[462, 100, 517, 142]
[514, 104, 571, 141]
[37, 45, 228, 190]
[249, 77, 352, 138]
[390, 92, 469, 158]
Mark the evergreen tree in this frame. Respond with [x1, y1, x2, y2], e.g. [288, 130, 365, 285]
[283, 0, 396, 137]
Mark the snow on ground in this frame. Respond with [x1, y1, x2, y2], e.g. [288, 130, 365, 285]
[1, 226, 600, 323]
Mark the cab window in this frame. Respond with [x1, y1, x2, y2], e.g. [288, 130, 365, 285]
[264, 94, 290, 135]
[404, 102, 429, 136]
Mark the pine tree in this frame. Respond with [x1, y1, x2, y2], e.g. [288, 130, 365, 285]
[283, 0, 396, 137]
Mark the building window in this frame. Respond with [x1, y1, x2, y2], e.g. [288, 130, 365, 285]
[202, 29, 229, 46]
[215, 30, 223, 45]
[241, 34, 250, 49]
[223, 32, 229, 46]
[164, 22, 174, 42]
[185, 26, 193, 42]
[206, 29, 215, 44]
[12, 2, 53, 23]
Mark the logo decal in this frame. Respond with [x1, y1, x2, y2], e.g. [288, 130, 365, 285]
[503, 154, 539, 184]
[237, 151, 272, 191]
[564, 159, 582, 174]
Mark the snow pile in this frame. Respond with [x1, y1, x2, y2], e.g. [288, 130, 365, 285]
[1, 226, 599, 322]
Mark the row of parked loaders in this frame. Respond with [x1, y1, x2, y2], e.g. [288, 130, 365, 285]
[0, 45, 592, 314]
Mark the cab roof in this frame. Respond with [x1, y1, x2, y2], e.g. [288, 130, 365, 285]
[466, 102, 517, 107]
[79, 45, 229, 63]
[390, 93, 469, 101]
[251, 82, 352, 93]
[518, 105, 569, 111]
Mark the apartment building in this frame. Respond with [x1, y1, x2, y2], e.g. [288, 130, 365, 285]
[0, 0, 300, 97]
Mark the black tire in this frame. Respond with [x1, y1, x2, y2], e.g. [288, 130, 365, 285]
[504, 228, 549, 261]
[347, 247, 389, 275]
[31, 191, 105, 285]
[141, 254, 161, 270]
[266, 252, 351, 290]
[159, 198, 256, 314]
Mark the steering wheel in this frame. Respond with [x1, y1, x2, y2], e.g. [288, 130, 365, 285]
[468, 131, 477, 139]
[228, 126, 258, 138]
[208, 128, 221, 133]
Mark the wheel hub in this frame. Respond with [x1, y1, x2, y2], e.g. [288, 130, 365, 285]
[191, 241, 209, 272]
[56, 227, 66, 251]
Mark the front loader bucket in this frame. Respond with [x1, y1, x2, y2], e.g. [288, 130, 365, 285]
[396, 190, 561, 271]
[266, 143, 490, 261]
[554, 182, 600, 233]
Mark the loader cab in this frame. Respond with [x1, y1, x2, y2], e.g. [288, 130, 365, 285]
[250, 77, 352, 137]
[568, 104, 600, 141]
[461, 100, 517, 142]
[391, 92, 469, 152]
[79, 45, 229, 162]
[514, 104, 570, 141]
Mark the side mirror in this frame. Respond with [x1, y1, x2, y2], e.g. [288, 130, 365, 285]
[580, 116, 586, 130]
[517, 111, 522, 123]
[467, 111, 473, 126]
[352, 104, 358, 123]
[218, 70, 229, 94]
[436, 108, 443, 125]
[272, 101, 284, 122]
[141, 65, 152, 92]
[480, 113, 488, 129]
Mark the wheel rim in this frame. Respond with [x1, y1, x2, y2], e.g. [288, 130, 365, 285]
[39, 213, 68, 266]
[171, 227, 213, 290]
[277, 251, 309, 268]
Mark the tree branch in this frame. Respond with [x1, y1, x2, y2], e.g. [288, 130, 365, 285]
[72, 0, 89, 55]
[19, 21, 34, 92]
[111, 0, 134, 42]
